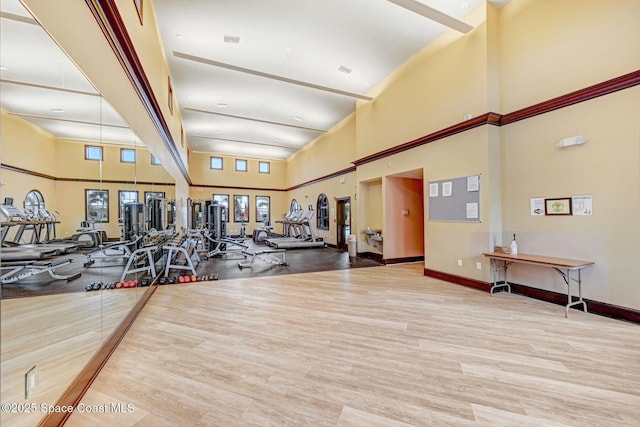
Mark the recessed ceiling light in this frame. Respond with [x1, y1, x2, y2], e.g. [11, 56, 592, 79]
[213, 129, 223, 134]
[51, 108, 64, 113]
[176, 34, 184, 40]
[293, 116, 303, 122]
[460, 2, 469, 10]
[217, 103, 228, 108]
[223, 35, 240, 44]
[338, 65, 352, 75]
[275, 137, 282, 142]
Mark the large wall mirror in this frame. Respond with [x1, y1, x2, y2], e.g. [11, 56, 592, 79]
[0, 1, 174, 425]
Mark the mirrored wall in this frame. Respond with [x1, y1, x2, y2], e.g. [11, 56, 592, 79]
[0, 1, 174, 425]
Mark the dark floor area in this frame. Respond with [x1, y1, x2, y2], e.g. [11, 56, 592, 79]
[1, 242, 383, 300]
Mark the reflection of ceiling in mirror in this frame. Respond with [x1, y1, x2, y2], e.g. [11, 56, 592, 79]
[0, 0, 137, 145]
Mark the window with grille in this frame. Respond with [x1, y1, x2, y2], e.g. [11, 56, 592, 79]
[317, 193, 329, 230]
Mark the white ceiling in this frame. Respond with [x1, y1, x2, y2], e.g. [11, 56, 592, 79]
[154, 0, 487, 160]
[0, 0, 136, 146]
[0, 0, 509, 162]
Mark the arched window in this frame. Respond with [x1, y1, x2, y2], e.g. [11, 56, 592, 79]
[24, 190, 45, 217]
[316, 193, 329, 230]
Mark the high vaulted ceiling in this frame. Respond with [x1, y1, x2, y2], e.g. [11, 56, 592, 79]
[1, 0, 510, 162]
[154, 0, 487, 160]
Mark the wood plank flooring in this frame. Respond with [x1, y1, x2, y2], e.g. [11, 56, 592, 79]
[0, 289, 141, 427]
[65, 263, 640, 426]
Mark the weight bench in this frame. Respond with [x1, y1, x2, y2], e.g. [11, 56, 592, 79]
[1, 257, 81, 284]
[120, 245, 160, 281]
[238, 249, 288, 269]
[163, 239, 200, 277]
[84, 234, 144, 267]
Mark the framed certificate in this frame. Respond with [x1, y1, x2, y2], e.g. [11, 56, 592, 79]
[545, 197, 572, 215]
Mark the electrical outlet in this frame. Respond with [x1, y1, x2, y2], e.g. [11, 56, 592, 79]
[25, 366, 37, 399]
[476, 262, 482, 270]
[457, 259, 463, 267]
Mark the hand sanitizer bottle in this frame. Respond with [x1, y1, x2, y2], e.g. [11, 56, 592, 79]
[510, 233, 518, 256]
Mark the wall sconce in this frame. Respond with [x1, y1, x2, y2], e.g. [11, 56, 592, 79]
[555, 135, 586, 148]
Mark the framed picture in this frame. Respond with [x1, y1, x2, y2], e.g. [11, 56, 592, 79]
[545, 197, 572, 215]
[134, 0, 143, 24]
[86, 189, 109, 223]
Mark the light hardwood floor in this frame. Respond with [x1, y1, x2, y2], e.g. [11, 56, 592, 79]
[65, 263, 640, 426]
[1, 289, 141, 427]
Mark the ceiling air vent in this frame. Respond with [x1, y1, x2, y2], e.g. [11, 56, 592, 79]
[337, 65, 352, 74]
[223, 35, 240, 44]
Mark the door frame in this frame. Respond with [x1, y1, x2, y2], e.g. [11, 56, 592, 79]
[335, 197, 351, 251]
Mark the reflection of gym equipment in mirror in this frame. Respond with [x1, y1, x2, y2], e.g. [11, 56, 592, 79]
[0, 2, 182, 424]
[1, 197, 82, 284]
[84, 199, 174, 270]
[0, 193, 190, 287]
[147, 197, 176, 233]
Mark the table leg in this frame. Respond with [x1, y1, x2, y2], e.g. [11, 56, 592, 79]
[564, 269, 588, 317]
[565, 269, 572, 318]
[490, 259, 511, 295]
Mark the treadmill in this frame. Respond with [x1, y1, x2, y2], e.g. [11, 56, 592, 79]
[266, 210, 324, 249]
[0, 204, 80, 254]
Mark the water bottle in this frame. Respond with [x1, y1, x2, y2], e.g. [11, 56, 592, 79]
[510, 233, 518, 256]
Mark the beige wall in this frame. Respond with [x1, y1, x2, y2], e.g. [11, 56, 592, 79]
[285, 129, 360, 245]
[356, 126, 499, 276]
[355, 3, 490, 159]
[498, 0, 640, 112]
[1, 112, 58, 223]
[189, 151, 288, 236]
[21, 0, 191, 224]
[122, 0, 189, 169]
[0, 170, 56, 218]
[54, 140, 174, 183]
[1, 113, 176, 239]
[55, 181, 175, 239]
[286, 114, 356, 188]
[1, 111, 57, 177]
[286, 172, 358, 246]
[495, 0, 640, 308]
[8, 0, 639, 311]
[284, 0, 640, 312]
[190, 152, 286, 189]
[356, 179, 383, 255]
[500, 87, 640, 307]
[189, 187, 287, 237]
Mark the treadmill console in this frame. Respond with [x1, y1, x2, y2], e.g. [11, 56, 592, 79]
[0, 204, 26, 222]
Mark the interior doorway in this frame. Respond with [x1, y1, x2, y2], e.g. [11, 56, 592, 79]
[384, 170, 424, 261]
[336, 197, 351, 251]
